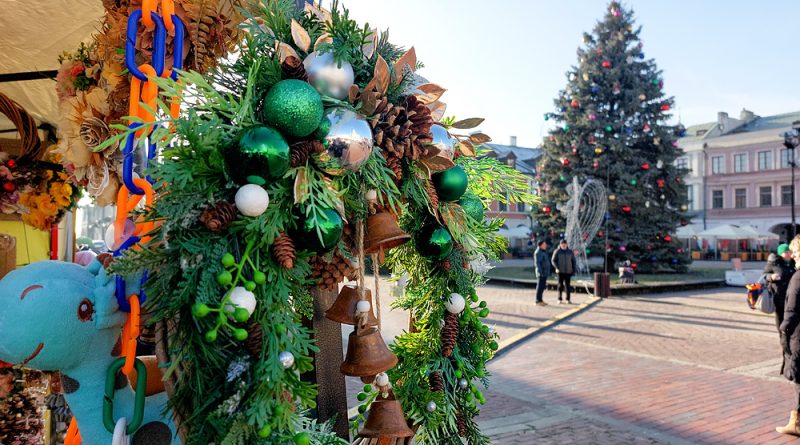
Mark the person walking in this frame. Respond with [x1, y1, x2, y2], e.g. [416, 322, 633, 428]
[551, 240, 577, 304]
[765, 243, 796, 333]
[534, 240, 550, 306]
[777, 236, 800, 436]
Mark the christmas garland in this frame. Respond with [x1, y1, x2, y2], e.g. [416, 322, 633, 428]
[105, 1, 532, 443]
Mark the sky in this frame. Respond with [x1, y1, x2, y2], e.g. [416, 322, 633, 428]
[321, 0, 800, 148]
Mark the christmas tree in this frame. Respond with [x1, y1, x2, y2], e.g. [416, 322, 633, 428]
[537, 1, 690, 273]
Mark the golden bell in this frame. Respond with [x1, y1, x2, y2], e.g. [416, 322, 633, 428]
[364, 211, 410, 255]
[341, 327, 398, 377]
[325, 285, 378, 326]
[358, 392, 414, 440]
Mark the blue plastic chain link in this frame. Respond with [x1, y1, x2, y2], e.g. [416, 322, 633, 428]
[122, 123, 159, 195]
[125, 9, 167, 80]
[169, 15, 185, 80]
[113, 235, 143, 312]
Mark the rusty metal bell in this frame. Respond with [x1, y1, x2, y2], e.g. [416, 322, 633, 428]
[364, 211, 410, 255]
[358, 391, 414, 440]
[341, 327, 398, 377]
[325, 285, 378, 326]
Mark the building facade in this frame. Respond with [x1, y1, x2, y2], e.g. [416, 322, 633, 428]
[678, 109, 799, 242]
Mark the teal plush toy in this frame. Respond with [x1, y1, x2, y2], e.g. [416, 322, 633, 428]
[0, 259, 179, 444]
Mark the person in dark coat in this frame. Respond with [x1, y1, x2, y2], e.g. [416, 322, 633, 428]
[777, 236, 800, 435]
[765, 244, 796, 332]
[534, 240, 550, 306]
[551, 240, 577, 304]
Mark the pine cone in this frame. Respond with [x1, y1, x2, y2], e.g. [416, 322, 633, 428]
[282, 55, 308, 81]
[429, 371, 444, 392]
[365, 92, 433, 162]
[425, 179, 439, 212]
[441, 311, 459, 357]
[385, 153, 403, 182]
[290, 139, 325, 167]
[442, 259, 452, 272]
[273, 233, 296, 269]
[245, 322, 263, 357]
[456, 411, 467, 436]
[199, 201, 237, 232]
[310, 249, 356, 291]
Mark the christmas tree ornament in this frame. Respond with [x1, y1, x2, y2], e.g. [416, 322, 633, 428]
[429, 371, 443, 392]
[594, 147, 604, 154]
[591, 84, 600, 94]
[592, 161, 599, 168]
[364, 210, 411, 255]
[664, 235, 672, 242]
[561, 158, 569, 166]
[428, 124, 456, 160]
[619, 245, 626, 252]
[542, 206, 552, 214]
[375, 372, 390, 387]
[357, 390, 414, 440]
[608, 194, 616, 201]
[629, 178, 637, 186]
[303, 50, 355, 100]
[654, 137, 661, 145]
[297, 207, 343, 253]
[641, 163, 650, 170]
[458, 378, 469, 390]
[341, 326, 398, 377]
[225, 287, 257, 319]
[458, 194, 485, 221]
[317, 108, 373, 174]
[272, 233, 296, 269]
[639, 52, 646, 59]
[289, 139, 325, 168]
[415, 225, 454, 260]
[279, 351, 295, 369]
[657, 179, 665, 188]
[660, 104, 671, 111]
[680, 204, 688, 212]
[604, 125, 613, 133]
[602, 60, 612, 68]
[199, 201, 238, 232]
[441, 311, 459, 357]
[235, 184, 270, 217]
[281, 55, 308, 81]
[326, 285, 379, 326]
[588, 112, 597, 121]
[227, 126, 290, 184]
[426, 401, 437, 412]
[660, 194, 666, 200]
[622, 206, 632, 213]
[446, 293, 466, 314]
[356, 300, 372, 314]
[651, 79, 660, 86]
[432, 166, 468, 202]
[639, 94, 646, 101]
[645, 201, 651, 208]
[570, 99, 580, 108]
[612, 83, 621, 95]
[263, 79, 324, 138]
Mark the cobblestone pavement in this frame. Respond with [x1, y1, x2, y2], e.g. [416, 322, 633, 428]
[479, 288, 797, 444]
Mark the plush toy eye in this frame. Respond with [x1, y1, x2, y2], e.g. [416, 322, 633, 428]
[77, 298, 94, 322]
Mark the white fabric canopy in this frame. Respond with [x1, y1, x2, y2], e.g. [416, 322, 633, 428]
[697, 224, 762, 240]
[506, 225, 531, 239]
[743, 225, 780, 240]
[0, 1, 103, 128]
[675, 225, 701, 239]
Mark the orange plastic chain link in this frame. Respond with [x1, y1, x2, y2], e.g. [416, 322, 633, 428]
[120, 295, 141, 376]
[161, 0, 176, 33]
[141, 0, 158, 29]
[128, 64, 159, 137]
[64, 417, 81, 445]
[114, 178, 155, 248]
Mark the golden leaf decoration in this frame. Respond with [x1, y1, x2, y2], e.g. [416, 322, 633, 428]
[360, 91, 378, 116]
[291, 20, 311, 53]
[415, 83, 447, 105]
[314, 33, 332, 51]
[428, 101, 447, 122]
[440, 202, 468, 241]
[294, 168, 310, 204]
[348, 84, 360, 104]
[458, 138, 476, 157]
[277, 41, 299, 62]
[394, 47, 416, 82]
[451, 117, 485, 129]
[362, 28, 377, 59]
[420, 155, 455, 174]
[468, 132, 492, 144]
[304, 3, 331, 23]
[374, 55, 391, 95]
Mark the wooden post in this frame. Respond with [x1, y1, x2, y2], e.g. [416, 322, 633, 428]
[302, 286, 349, 440]
[0, 234, 15, 279]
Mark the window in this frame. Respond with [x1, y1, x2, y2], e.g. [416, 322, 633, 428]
[758, 151, 773, 170]
[686, 184, 694, 211]
[712, 190, 723, 209]
[781, 149, 795, 169]
[498, 200, 507, 212]
[734, 188, 747, 208]
[733, 153, 747, 173]
[711, 156, 724, 174]
[517, 202, 526, 212]
[760, 186, 772, 207]
[676, 157, 688, 170]
[783, 185, 794, 207]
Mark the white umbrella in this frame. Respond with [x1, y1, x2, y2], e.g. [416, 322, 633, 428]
[743, 226, 779, 240]
[676, 225, 700, 239]
[506, 225, 531, 239]
[697, 224, 758, 240]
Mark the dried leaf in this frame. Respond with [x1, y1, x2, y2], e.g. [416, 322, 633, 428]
[418, 160, 431, 179]
[291, 20, 311, 52]
[394, 47, 416, 82]
[440, 202, 467, 240]
[469, 132, 492, 144]
[304, 3, 331, 23]
[415, 83, 447, 105]
[277, 41, 299, 62]
[314, 33, 333, 51]
[362, 28, 377, 59]
[348, 84, 360, 104]
[294, 168, 310, 204]
[374, 55, 390, 95]
[428, 101, 447, 122]
[451, 117, 485, 129]
[458, 138, 476, 157]
[360, 91, 378, 116]
[420, 155, 455, 174]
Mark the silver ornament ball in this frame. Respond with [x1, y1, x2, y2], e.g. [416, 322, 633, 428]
[428, 124, 456, 160]
[303, 51, 354, 100]
[318, 108, 373, 175]
[458, 378, 469, 390]
[278, 351, 295, 369]
[426, 401, 437, 412]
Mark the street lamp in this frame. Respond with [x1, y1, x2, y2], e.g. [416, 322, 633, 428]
[782, 121, 800, 241]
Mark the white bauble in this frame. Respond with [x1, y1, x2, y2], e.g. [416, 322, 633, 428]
[445, 293, 466, 314]
[355, 300, 371, 314]
[375, 372, 390, 387]
[225, 287, 257, 316]
[279, 351, 295, 369]
[235, 184, 269, 217]
[426, 401, 437, 412]
[303, 51, 354, 100]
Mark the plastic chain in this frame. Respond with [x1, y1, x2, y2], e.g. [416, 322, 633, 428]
[64, 417, 82, 445]
[103, 357, 147, 434]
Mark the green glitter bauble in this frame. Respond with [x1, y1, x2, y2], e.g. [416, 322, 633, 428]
[415, 225, 454, 260]
[458, 194, 485, 221]
[432, 166, 468, 202]
[297, 208, 343, 253]
[263, 80, 324, 138]
[227, 126, 290, 184]
[312, 115, 331, 141]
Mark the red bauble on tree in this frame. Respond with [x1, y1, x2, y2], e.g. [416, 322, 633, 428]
[601, 60, 612, 68]
[570, 99, 580, 108]
[641, 163, 650, 170]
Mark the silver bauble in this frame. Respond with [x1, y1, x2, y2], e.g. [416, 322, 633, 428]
[428, 124, 456, 160]
[303, 51, 354, 100]
[278, 351, 295, 369]
[318, 108, 373, 175]
[458, 378, 469, 390]
[426, 401, 437, 412]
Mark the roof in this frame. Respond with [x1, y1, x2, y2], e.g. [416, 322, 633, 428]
[678, 110, 800, 144]
[483, 143, 541, 176]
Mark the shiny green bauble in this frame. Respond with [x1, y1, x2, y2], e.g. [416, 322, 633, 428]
[297, 207, 343, 253]
[263, 80, 324, 138]
[415, 225, 454, 260]
[432, 166, 468, 202]
[227, 127, 290, 184]
[458, 194, 485, 221]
